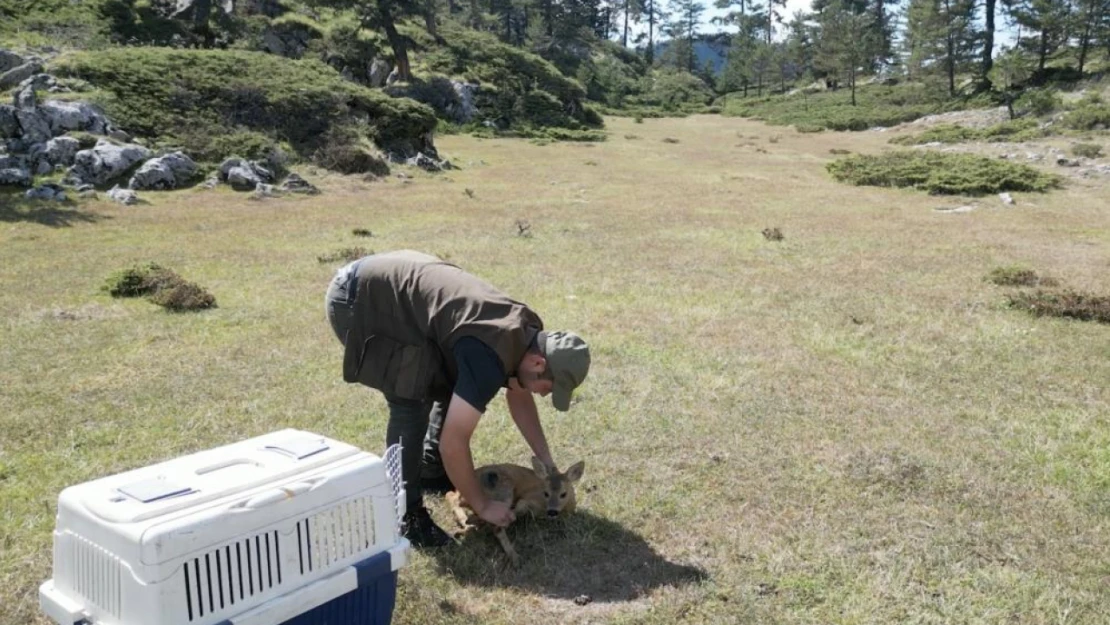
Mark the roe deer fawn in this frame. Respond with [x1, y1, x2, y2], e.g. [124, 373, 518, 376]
[446, 457, 585, 564]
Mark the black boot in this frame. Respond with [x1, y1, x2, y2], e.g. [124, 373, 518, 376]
[402, 506, 453, 549]
[420, 471, 456, 494]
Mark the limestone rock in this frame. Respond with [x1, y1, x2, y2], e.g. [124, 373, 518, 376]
[129, 151, 198, 190]
[70, 139, 152, 185]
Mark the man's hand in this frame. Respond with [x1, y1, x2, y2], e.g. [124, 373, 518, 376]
[477, 500, 515, 527]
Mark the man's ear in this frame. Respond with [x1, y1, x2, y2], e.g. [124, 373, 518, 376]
[524, 352, 546, 373]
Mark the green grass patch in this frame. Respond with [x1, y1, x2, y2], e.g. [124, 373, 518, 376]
[827, 151, 1063, 195]
[50, 47, 437, 168]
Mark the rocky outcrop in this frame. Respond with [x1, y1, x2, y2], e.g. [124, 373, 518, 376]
[108, 184, 140, 205]
[279, 172, 319, 194]
[218, 157, 274, 191]
[129, 152, 198, 190]
[69, 139, 152, 186]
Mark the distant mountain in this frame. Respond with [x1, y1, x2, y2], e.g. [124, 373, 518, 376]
[652, 38, 729, 75]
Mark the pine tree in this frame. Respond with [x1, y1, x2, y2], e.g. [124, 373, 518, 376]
[815, 0, 877, 104]
[1008, 0, 1073, 73]
[903, 0, 976, 95]
[664, 0, 705, 72]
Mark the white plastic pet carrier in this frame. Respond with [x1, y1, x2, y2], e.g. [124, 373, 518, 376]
[39, 429, 410, 625]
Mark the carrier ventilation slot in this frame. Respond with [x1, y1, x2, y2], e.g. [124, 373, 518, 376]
[183, 530, 281, 622]
[62, 533, 122, 619]
[299, 496, 375, 573]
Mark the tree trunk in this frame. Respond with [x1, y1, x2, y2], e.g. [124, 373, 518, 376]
[622, 0, 629, 46]
[1038, 28, 1048, 72]
[424, 0, 438, 39]
[379, 4, 411, 82]
[647, 4, 655, 64]
[544, 0, 554, 36]
[981, 0, 995, 78]
[1078, 18, 1092, 73]
[849, 68, 856, 105]
[947, 34, 955, 96]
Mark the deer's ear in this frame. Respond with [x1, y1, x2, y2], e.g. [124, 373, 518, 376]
[565, 461, 585, 483]
[531, 456, 550, 478]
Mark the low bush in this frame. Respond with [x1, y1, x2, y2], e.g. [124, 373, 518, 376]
[827, 151, 1063, 195]
[1070, 143, 1104, 158]
[1007, 289, 1110, 324]
[149, 281, 217, 312]
[103, 263, 179, 298]
[890, 119, 1048, 145]
[1060, 101, 1110, 131]
[986, 266, 1058, 287]
[103, 262, 216, 312]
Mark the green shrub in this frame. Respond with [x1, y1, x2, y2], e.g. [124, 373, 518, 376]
[639, 70, 714, 109]
[103, 263, 178, 298]
[1071, 143, 1104, 158]
[1014, 88, 1062, 116]
[890, 119, 1048, 146]
[51, 48, 436, 167]
[827, 151, 1063, 195]
[102, 262, 216, 311]
[1062, 103, 1110, 130]
[1007, 289, 1110, 324]
[986, 266, 1057, 287]
[149, 281, 217, 312]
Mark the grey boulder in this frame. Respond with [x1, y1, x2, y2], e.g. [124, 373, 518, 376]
[70, 139, 152, 186]
[0, 60, 44, 91]
[279, 173, 319, 194]
[25, 183, 66, 201]
[40, 100, 111, 135]
[0, 49, 26, 74]
[0, 166, 32, 187]
[219, 157, 273, 191]
[44, 136, 81, 168]
[129, 151, 198, 190]
[107, 184, 140, 205]
[0, 104, 17, 138]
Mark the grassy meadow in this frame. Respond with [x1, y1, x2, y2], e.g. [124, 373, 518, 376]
[2, 115, 1110, 624]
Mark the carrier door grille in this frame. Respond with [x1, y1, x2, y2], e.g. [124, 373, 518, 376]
[298, 496, 375, 573]
[183, 530, 281, 622]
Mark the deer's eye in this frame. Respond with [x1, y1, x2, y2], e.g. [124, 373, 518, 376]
[543, 491, 550, 498]
[560, 492, 567, 499]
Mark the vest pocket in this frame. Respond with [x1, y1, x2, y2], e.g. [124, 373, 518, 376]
[348, 333, 437, 400]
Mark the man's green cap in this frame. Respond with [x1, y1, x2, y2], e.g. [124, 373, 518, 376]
[540, 330, 590, 411]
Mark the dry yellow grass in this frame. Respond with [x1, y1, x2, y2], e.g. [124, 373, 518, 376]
[2, 114, 1110, 624]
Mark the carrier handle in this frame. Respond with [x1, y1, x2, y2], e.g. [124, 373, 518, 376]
[230, 478, 325, 512]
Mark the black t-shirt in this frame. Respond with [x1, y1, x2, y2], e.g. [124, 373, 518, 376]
[452, 336, 507, 412]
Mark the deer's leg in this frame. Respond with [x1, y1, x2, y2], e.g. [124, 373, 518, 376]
[493, 528, 520, 565]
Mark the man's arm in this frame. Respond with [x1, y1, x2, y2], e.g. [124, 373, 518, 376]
[505, 385, 554, 468]
[439, 393, 515, 526]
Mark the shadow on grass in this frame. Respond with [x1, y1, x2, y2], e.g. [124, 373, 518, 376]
[431, 510, 708, 602]
[0, 195, 108, 227]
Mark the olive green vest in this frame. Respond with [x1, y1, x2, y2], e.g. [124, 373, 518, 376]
[341, 250, 543, 401]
